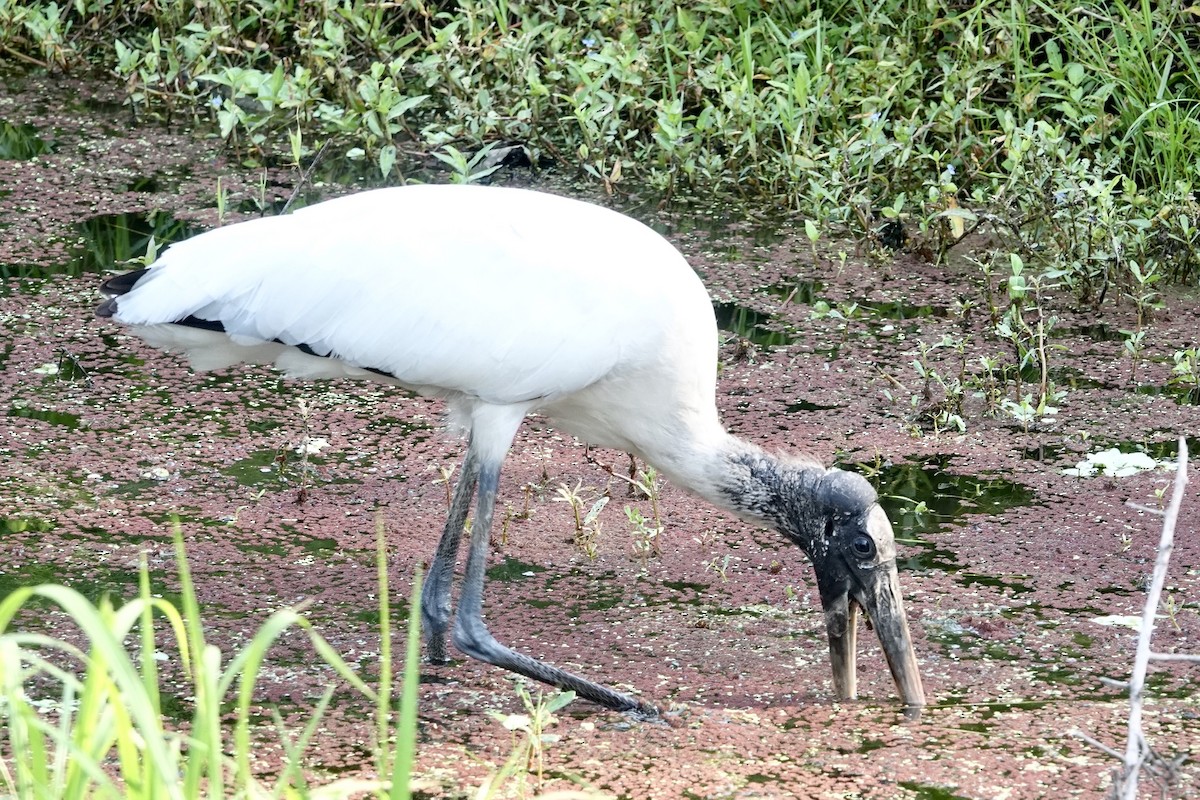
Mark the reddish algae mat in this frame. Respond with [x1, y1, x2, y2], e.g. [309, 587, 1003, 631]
[1, 72, 1198, 798]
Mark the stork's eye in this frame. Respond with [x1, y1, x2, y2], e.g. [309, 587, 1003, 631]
[850, 534, 876, 560]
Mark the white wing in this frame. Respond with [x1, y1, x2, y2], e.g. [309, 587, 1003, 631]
[112, 185, 712, 405]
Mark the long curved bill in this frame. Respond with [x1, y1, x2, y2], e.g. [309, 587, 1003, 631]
[825, 561, 925, 714]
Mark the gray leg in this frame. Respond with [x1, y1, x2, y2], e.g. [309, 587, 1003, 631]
[421, 446, 479, 663]
[452, 460, 659, 717]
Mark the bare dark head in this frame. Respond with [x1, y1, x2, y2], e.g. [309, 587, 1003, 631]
[785, 468, 925, 710]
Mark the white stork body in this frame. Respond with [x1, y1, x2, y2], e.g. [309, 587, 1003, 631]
[115, 186, 726, 489]
[100, 184, 924, 716]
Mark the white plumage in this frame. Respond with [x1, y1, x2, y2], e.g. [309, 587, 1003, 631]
[115, 186, 721, 474]
[99, 184, 924, 716]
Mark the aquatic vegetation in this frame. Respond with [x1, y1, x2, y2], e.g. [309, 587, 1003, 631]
[1, 0, 1198, 302]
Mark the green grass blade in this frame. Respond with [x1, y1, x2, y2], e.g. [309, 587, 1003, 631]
[388, 566, 423, 800]
[226, 606, 304, 794]
[376, 515, 393, 781]
[170, 522, 220, 800]
[271, 685, 336, 797]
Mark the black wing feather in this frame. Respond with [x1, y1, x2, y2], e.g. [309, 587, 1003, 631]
[96, 268, 395, 378]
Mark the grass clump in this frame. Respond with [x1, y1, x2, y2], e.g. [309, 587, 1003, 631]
[0, 523, 424, 799]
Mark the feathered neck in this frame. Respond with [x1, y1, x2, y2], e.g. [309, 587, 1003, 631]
[644, 430, 827, 538]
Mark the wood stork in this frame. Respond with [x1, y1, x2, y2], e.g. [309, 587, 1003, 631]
[97, 184, 925, 717]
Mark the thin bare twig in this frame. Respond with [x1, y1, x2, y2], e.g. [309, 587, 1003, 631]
[1070, 729, 1126, 760]
[1117, 437, 1189, 799]
[0, 44, 49, 69]
[1148, 652, 1200, 663]
[1072, 436, 1190, 800]
[281, 139, 332, 215]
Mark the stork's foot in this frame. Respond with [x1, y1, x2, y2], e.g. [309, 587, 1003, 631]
[620, 698, 661, 721]
[452, 617, 658, 717]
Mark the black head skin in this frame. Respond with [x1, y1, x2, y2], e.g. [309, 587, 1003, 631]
[791, 468, 925, 712]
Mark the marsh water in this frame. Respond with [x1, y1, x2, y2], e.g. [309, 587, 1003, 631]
[2, 71, 1198, 799]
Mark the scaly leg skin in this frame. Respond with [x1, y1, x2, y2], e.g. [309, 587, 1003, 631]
[421, 446, 479, 664]
[451, 461, 659, 719]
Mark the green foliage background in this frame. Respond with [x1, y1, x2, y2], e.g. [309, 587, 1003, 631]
[3, 0, 1200, 297]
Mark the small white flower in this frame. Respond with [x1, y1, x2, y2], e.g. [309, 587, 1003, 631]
[500, 713, 531, 731]
[296, 436, 329, 455]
